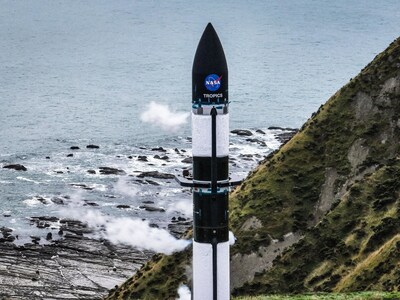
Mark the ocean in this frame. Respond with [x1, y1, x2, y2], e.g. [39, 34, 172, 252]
[1, 0, 400, 243]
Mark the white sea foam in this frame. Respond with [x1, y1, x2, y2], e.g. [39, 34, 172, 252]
[16, 177, 41, 184]
[23, 198, 43, 206]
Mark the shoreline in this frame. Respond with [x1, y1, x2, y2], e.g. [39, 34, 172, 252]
[0, 216, 191, 300]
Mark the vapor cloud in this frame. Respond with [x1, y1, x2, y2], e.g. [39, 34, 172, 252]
[168, 199, 192, 217]
[106, 217, 190, 254]
[140, 101, 189, 132]
[176, 285, 191, 300]
[60, 193, 190, 255]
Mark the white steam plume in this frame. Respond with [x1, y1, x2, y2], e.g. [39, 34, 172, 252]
[168, 200, 192, 217]
[176, 285, 191, 300]
[140, 101, 189, 132]
[60, 194, 190, 255]
[106, 217, 190, 254]
[114, 177, 139, 198]
[229, 231, 236, 245]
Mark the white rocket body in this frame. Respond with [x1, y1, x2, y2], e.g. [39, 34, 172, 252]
[193, 241, 230, 300]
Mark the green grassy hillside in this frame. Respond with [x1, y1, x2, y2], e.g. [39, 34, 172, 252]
[106, 37, 400, 299]
[236, 161, 400, 295]
[234, 292, 400, 300]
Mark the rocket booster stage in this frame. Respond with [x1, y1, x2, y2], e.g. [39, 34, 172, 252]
[176, 22, 239, 300]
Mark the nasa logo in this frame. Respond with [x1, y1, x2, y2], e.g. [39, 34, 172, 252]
[204, 74, 222, 92]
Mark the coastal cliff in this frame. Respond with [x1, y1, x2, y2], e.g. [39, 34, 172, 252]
[106, 37, 400, 299]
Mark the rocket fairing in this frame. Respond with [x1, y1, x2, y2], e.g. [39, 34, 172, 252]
[177, 22, 239, 300]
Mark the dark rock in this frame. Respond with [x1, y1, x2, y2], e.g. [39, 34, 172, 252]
[59, 219, 88, 228]
[151, 147, 167, 152]
[31, 236, 40, 244]
[256, 129, 266, 134]
[138, 156, 148, 162]
[3, 214, 11, 218]
[116, 205, 130, 209]
[51, 197, 65, 205]
[139, 205, 165, 212]
[142, 201, 155, 204]
[246, 138, 267, 146]
[174, 148, 180, 154]
[32, 216, 59, 222]
[181, 157, 193, 164]
[70, 146, 80, 150]
[275, 130, 298, 143]
[145, 179, 160, 186]
[67, 154, 73, 157]
[3, 164, 27, 171]
[182, 169, 190, 177]
[268, 126, 298, 131]
[231, 129, 253, 136]
[154, 155, 169, 160]
[84, 201, 99, 207]
[55, 171, 64, 174]
[0, 227, 13, 235]
[87, 169, 96, 174]
[86, 144, 100, 149]
[99, 167, 126, 175]
[128, 156, 133, 159]
[36, 197, 49, 204]
[149, 224, 159, 228]
[58, 229, 64, 236]
[46, 156, 51, 159]
[46, 233, 53, 241]
[36, 221, 48, 229]
[137, 171, 174, 179]
[239, 154, 254, 161]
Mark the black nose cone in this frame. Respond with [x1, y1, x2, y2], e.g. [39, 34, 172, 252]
[192, 23, 228, 104]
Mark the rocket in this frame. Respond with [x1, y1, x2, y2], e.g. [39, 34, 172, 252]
[177, 23, 241, 300]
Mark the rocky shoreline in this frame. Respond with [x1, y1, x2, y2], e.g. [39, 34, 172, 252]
[0, 216, 191, 300]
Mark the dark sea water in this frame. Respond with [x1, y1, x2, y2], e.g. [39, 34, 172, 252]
[1, 0, 400, 241]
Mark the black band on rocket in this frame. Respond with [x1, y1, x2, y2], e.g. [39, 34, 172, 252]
[193, 192, 229, 243]
[193, 156, 229, 182]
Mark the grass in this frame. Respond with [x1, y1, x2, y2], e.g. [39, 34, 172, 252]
[234, 292, 400, 299]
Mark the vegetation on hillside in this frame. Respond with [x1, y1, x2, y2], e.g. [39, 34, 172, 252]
[234, 292, 400, 300]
